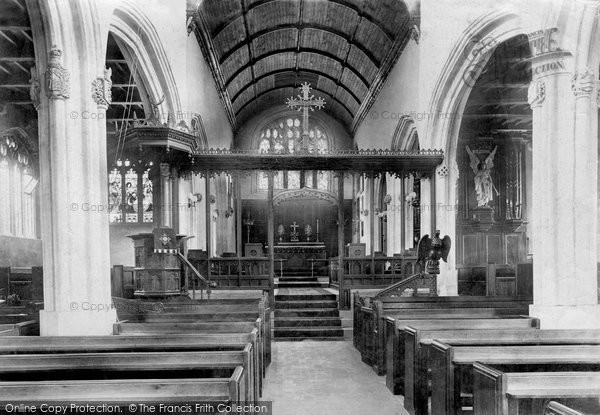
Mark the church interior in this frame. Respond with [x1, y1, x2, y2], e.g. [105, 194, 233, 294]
[0, 0, 599, 413]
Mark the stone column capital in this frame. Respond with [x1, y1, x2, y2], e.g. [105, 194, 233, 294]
[527, 80, 546, 109]
[571, 67, 596, 98]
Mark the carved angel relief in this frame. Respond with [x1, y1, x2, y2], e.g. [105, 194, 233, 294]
[45, 46, 70, 100]
[466, 145, 499, 208]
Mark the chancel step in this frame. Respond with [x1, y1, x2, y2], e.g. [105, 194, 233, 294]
[274, 317, 342, 328]
[274, 288, 343, 341]
[274, 308, 340, 318]
[275, 300, 337, 309]
[274, 327, 344, 338]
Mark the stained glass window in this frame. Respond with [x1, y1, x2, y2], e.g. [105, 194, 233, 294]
[142, 171, 153, 223]
[317, 171, 330, 190]
[124, 169, 138, 223]
[256, 116, 331, 191]
[288, 171, 300, 189]
[108, 169, 123, 223]
[108, 163, 153, 224]
[305, 171, 314, 188]
[274, 171, 284, 189]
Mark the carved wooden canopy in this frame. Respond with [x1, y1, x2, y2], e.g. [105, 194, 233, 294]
[121, 126, 443, 177]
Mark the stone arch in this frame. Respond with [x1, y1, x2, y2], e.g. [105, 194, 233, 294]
[110, 0, 182, 118]
[421, 9, 532, 295]
[391, 116, 419, 151]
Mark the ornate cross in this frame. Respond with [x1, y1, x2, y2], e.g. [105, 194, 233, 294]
[286, 83, 325, 149]
[290, 222, 299, 233]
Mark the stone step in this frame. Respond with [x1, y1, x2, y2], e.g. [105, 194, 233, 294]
[278, 276, 318, 282]
[274, 308, 340, 318]
[273, 326, 344, 338]
[274, 317, 342, 327]
[275, 293, 336, 301]
[273, 337, 346, 342]
[276, 281, 323, 288]
[275, 300, 337, 309]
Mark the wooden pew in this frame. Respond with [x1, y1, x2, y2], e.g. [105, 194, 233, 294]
[545, 401, 585, 415]
[362, 307, 532, 369]
[0, 321, 37, 336]
[114, 321, 260, 334]
[365, 304, 531, 374]
[113, 295, 272, 369]
[113, 320, 265, 393]
[0, 349, 255, 403]
[352, 296, 530, 366]
[385, 317, 539, 394]
[403, 328, 600, 415]
[0, 332, 261, 402]
[370, 296, 530, 374]
[431, 342, 600, 415]
[473, 363, 600, 415]
[0, 369, 246, 406]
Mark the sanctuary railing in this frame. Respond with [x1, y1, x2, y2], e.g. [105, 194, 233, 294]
[330, 255, 419, 308]
[191, 257, 271, 290]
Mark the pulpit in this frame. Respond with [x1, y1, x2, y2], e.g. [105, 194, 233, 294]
[128, 228, 191, 298]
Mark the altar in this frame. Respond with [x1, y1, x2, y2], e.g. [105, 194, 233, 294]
[272, 242, 327, 272]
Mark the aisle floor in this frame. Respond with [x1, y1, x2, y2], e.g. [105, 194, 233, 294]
[262, 341, 408, 415]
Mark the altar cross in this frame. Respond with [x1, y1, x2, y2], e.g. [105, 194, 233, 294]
[286, 83, 325, 149]
[290, 221, 299, 233]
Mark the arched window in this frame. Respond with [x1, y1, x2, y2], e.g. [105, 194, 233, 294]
[0, 129, 38, 238]
[257, 116, 331, 191]
[108, 160, 153, 224]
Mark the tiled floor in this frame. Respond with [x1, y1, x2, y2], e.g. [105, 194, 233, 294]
[263, 341, 408, 415]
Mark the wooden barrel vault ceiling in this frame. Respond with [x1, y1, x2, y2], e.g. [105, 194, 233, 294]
[188, 0, 417, 134]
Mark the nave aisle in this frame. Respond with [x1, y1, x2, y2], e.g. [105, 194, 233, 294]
[263, 341, 407, 415]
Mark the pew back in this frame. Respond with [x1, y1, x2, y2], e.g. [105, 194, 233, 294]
[0, 369, 246, 404]
[473, 363, 600, 415]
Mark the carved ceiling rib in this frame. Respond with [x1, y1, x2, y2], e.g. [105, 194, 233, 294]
[189, 0, 415, 133]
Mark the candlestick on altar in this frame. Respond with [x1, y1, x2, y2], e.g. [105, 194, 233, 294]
[316, 219, 319, 242]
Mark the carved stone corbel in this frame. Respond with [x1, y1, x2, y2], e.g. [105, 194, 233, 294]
[45, 45, 70, 100]
[527, 80, 546, 109]
[92, 67, 112, 109]
[409, 25, 420, 44]
[571, 67, 595, 98]
[29, 66, 41, 110]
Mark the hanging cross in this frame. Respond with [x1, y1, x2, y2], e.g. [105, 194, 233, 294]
[286, 83, 325, 149]
[290, 222, 299, 233]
